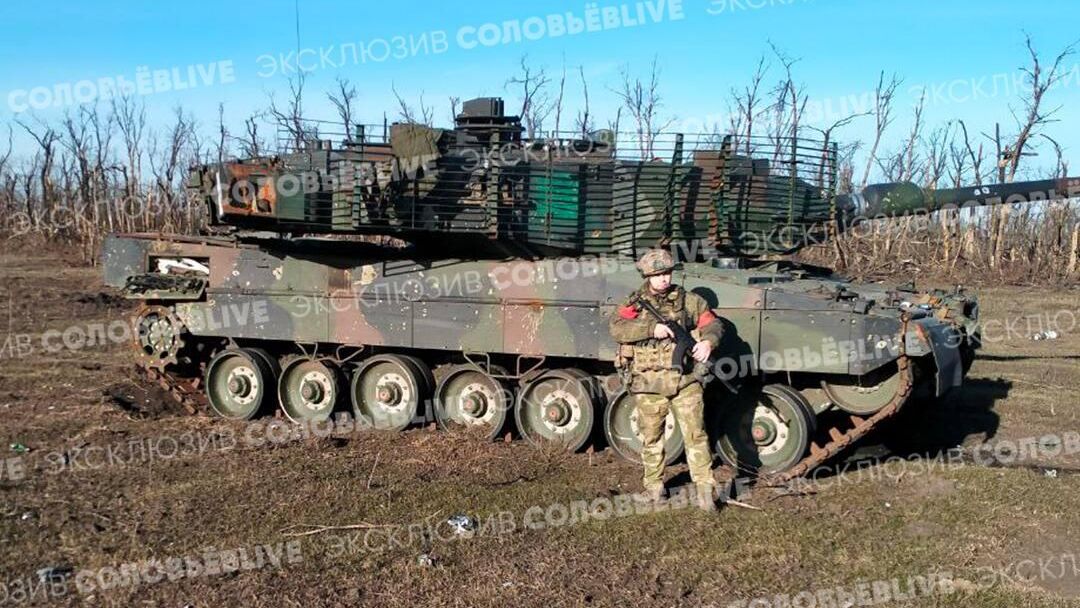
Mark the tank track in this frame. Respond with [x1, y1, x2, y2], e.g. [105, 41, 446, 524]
[136, 350, 914, 482]
[765, 355, 913, 483]
[138, 363, 208, 415]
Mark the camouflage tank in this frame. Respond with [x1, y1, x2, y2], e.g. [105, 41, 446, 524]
[103, 97, 1080, 478]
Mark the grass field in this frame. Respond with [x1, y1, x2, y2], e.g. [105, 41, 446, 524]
[1, 250, 1078, 607]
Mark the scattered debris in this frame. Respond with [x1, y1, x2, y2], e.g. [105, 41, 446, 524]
[720, 498, 763, 511]
[446, 514, 478, 535]
[9, 443, 29, 454]
[74, 292, 124, 309]
[1030, 330, 1060, 341]
[1044, 469, 1059, 479]
[279, 522, 394, 538]
[416, 553, 436, 567]
[36, 565, 73, 584]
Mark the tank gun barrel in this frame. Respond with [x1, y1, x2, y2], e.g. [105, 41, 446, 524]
[837, 177, 1080, 221]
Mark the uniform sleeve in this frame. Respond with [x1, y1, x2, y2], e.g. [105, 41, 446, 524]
[609, 298, 655, 344]
[685, 292, 724, 347]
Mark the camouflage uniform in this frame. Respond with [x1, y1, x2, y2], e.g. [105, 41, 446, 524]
[609, 275, 723, 494]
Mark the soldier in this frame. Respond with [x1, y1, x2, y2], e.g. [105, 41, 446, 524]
[609, 249, 723, 512]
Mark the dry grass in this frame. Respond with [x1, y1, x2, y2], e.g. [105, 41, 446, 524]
[1, 251, 1078, 607]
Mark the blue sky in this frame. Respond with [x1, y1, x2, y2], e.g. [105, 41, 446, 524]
[1, 0, 1078, 178]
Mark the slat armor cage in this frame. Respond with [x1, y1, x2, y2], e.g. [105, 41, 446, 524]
[188, 98, 840, 257]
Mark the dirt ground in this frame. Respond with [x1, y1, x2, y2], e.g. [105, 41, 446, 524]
[1, 248, 1078, 607]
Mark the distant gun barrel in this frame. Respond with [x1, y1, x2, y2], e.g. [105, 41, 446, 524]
[836, 177, 1080, 221]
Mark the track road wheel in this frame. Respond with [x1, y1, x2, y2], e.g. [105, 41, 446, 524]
[205, 348, 276, 420]
[278, 358, 340, 422]
[821, 362, 905, 416]
[434, 365, 511, 440]
[712, 384, 816, 477]
[350, 354, 431, 431]
[515, 369, 597, 452]
[603, 389, 684, 465]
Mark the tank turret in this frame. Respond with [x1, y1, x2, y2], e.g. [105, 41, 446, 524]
[184, 99, 1079, 260]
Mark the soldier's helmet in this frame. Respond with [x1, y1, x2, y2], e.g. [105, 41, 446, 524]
[636, 249, 677, 277]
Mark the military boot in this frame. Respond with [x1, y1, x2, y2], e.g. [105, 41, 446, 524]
[695, 484, 717, 512]
[642, 485, 666, 506]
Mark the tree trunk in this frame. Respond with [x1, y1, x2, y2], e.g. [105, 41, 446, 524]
[1069, 223, 1080, 276]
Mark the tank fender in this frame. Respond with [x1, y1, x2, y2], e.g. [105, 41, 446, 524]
[908, 318, 963, 396]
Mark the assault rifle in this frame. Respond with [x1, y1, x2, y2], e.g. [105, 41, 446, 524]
[632, 294, 736, 394]
[633, 295, 699, 373]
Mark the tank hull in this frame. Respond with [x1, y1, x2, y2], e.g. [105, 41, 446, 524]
[104, 232, 976, 477]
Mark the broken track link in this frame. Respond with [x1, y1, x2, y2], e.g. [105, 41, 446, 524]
[138, 363, 208, 416]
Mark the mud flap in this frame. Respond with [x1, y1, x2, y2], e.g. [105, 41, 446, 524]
[920, 321, 963, 397]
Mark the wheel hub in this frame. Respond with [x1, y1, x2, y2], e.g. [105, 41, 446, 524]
[462, 391, 488, 417]
[376, 384, 402, 406]
[752, 405, 789, 456]
[751, 420, 777, 444]
[300, 380, 324, 403]
[147, 319, 175, 350]
[539, 390, 580, 434]
[544, 399, 572, 426]
[369, 373, 411, 413]
[227, 376, 250, 397]
[297, 371, 333, 411]
[225, 366, 259, 406]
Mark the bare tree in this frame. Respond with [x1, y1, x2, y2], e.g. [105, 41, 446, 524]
[0, 126, 12, 181]
[448, 96, 461, 124]
[553, 59, 567, 135]
[613, 57, 673, 158]
[574, 65, 593, 137]
[765, 43, 808, 162]
[860, 71, 902, 188]
[1041, 134, 1069, 178]
[149, 107, 194, 212]
[17, 117, 60, 220]
[328, 77, 359, 137]
[955, 120, 985, 185]
[876, 91, 927, 182]
[391, 83, 434, 125]
[987, 36, 1076, 268]
[60, 109, 93, 210]
[268, 74, 315, 150]
[238, 114, 264, 158]
[729, 55, 769, 154]
[88, 106, 115, 231]
[1004, 34, 1077, 182]
[112, 95, 147, 212]
[507, 55, 553, 138]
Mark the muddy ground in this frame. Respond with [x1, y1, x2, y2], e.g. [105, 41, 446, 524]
[1, 249, 1078, 607]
